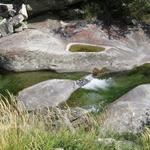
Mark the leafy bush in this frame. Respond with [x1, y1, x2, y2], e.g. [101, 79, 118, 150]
[82, 0, 150, 24]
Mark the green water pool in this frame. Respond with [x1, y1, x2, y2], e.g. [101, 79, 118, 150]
[0, 64, 150, 110]
[66, 64, 150, 110]
[69, 44, 105, 52]
[0, 71, 88, 95]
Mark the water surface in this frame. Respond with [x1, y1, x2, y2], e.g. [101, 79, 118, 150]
[66, 64, 150, 111]
[0, 64, 150, 111]
[0, 71, 88, 95]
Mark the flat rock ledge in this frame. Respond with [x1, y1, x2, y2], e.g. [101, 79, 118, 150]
[18, 79, 79, 110]
[102, 84, 150, 134]
[0, 26, 150, 72]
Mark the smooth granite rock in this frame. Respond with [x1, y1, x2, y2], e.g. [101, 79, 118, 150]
[0, 25, 150, 72]
[102, 84, 150, 133]
[18, 79, 79, 110]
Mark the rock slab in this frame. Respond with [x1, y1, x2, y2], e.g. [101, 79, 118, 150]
[102, 84, 150, 133]
[18, 79, 79, 110]
[0, 26, 150, 72]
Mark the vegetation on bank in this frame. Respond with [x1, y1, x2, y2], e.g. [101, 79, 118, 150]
[0, 94, 150, 150]
[1, 0, 150, 24]
[0, 1, 149, 149]
[82, 0, 150, 23]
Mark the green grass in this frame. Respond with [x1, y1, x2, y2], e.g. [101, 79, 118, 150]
[69, 44, 105, 52]
[0, 95, 150, 150]
[0, 128, 136, 150]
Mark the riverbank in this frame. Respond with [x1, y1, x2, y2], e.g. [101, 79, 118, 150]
[0, 96, 150, 150]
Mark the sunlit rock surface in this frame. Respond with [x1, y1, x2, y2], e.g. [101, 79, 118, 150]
[0, 20, 150, 72]
[18, 79, 79, 110]
[102, 84, 150, 133]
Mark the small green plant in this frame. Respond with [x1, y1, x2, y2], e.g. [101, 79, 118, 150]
[136, 127, 150, 150]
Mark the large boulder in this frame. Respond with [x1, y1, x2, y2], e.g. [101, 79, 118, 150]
[18, 79, 79, 110]
[0, 25, 150, 72]
[102, 84, 150, 134]
[0, 17, 150, 72]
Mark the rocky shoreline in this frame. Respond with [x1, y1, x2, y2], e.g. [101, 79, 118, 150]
[0, 1, 150, 136]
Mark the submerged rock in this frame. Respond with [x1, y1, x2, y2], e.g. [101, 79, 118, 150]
[102, 84, 150, 133]
[18, 79, 79, 110]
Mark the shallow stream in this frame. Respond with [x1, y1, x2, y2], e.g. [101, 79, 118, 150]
[0, 64, 150, 111]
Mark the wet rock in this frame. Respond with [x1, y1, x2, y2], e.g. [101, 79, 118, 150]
[75, 78, 89, 87]
[102, 84, 150, 133]
[18, 79, 79, 110]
